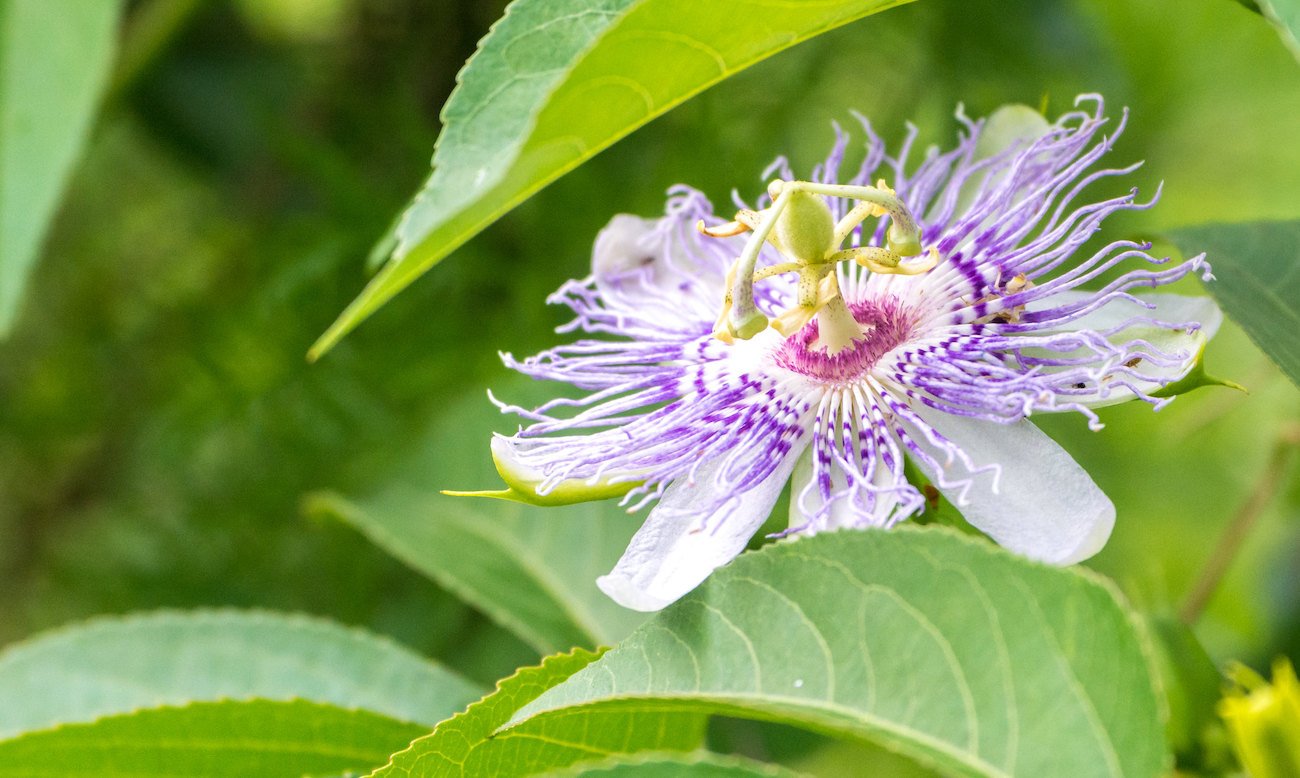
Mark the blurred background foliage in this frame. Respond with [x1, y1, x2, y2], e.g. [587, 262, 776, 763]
[1, 0, 1299, 761]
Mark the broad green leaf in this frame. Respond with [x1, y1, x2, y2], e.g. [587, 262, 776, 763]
[308, 489, 645, 657]
[0, 609, 483, 739]
[306, 382, 647, 656]
[509, 527, 1167, 778]
[308, 0, 917, 359]
[0, 0, 122, 335]
[0, 699, 425, 777]
[542, 750, 810, 776]
[1256, 0, 1300, 62]
[372, 649, 707, 777]
[1167, 220, 1300, 387]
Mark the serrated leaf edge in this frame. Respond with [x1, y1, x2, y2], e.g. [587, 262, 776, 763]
[504, 525, 1168, 778]
[366, 646, 608, 778]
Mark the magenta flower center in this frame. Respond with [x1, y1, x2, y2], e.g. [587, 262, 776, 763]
[772, 296, 915, 382]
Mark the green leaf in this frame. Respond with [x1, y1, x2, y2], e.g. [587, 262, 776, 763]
[307, 489, 645, 657]
[0, 0, 122, 336]
[1144, 615, 1222, 765]
[1167, 220, 1300, 387]
[0, 700, 425, 777]
[372, 649, 707, 777]
[306, 381, 647, 656]
[308, 0, 918, 359]
[509, 527, 1167, 778]
[1255, 0, 1300, 62]
[542, 750, 810, 776]
[0, 609, 483, 739]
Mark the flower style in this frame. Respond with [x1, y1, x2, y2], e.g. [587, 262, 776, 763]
[477, 95, 1221, 611]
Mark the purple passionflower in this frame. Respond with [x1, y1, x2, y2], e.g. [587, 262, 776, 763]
[478, 96, 1220, 611]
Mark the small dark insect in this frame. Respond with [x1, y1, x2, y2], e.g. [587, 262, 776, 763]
[922, 483, 941, 511]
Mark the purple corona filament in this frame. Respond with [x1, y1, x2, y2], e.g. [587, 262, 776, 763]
[488, 95, 1221, 611]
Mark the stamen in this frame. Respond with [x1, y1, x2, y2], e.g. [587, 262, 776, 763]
[697, 219, 750, 238]
[700, 178, 935, 346]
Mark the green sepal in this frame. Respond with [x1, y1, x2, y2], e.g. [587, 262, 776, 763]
[973, 104, 1050, 161]
[1151, 344, 1246, 398]
[443, 436, 644, 507]
[442, 482, 640, 508]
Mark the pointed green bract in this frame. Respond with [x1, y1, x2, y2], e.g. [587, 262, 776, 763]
[308, 0, 917, 359]
[370, 649, 708, 777]
[508, 528, 1166, 778]
[0, 610, 483, 739]
[0, 0, 122, 336]
[1167, 220, 1300, 388]
[0, 700, 426, 777]
[1150, 345, 1245, 398]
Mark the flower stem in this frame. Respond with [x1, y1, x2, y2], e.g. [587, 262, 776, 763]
[1179, 423, 1300, 625]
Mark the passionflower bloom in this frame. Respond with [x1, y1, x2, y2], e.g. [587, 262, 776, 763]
[473, 95, 1221, 611]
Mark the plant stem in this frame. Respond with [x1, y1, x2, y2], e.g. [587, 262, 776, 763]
[1179, 423, 1300, 625]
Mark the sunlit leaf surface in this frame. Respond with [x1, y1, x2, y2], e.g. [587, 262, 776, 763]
[0, 700, 425, 777]
[510, 528, 1166, 778]
[0, 0, 122, 335]
[309, 0, 916, 358]
[1168, 220, 1300, 387]
[0, 609, 483, 739]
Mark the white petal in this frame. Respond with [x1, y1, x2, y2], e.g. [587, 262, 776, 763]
[597, 446, 806, 611]
[910, 406, 1114, 565]
[592, 214, 659, 286]
[591, 214, 719, 319]
[1030, 292, 1223, 407]
[954, 104, 1052, 216]
[787, 442, 901, 532]
[1055, 291, 1222, 341]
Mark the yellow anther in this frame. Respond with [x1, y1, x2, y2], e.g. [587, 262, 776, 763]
[698, 219, 750, 238]
[867, 179, 896, 217]
[897, 246, 941, 275]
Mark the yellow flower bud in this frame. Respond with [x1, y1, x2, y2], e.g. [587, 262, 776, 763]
[1219, 658, 1300, 778]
